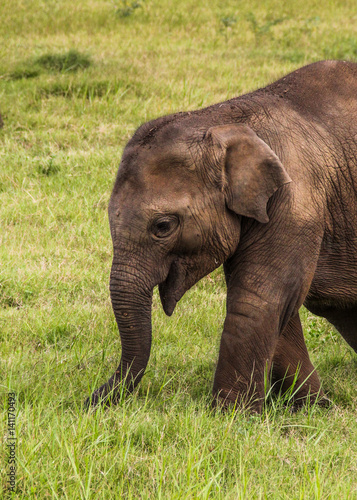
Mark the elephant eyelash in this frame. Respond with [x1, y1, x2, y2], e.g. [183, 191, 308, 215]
[150, 215, 179, 239]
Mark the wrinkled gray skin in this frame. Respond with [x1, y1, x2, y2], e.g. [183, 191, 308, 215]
[87, 60, 357, 412]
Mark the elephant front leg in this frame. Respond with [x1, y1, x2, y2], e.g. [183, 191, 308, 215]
[212, 310, 279, 412]
[271, 313, 323, 407]
[214, 217, 324, 412]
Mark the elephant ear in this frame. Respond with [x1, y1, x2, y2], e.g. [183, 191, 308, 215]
[207, 124, 292, 223]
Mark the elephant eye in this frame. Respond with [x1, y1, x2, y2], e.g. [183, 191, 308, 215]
[150, 215, 179, 238]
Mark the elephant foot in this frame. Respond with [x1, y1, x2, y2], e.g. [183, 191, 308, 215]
[271, 313, 328, 409]
[270, 362, 325, 409]
[212, 382, 265, 414]
[212, 382, 329, 415]
[212, 395, 263, 414]
[276, 382, 328, 410]
[290, 393, 331, 411]
[277, 368, 331, 410]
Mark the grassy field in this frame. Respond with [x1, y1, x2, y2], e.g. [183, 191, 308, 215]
[1, 0, 357, 498]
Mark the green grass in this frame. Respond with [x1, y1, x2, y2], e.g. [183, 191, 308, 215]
[1, 0, 357, 498]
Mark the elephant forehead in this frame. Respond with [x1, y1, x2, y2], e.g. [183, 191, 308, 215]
[112, 173, 204, 214]
[122, 139, 198, 175]
[141, 188, 193, 213]
[148, 143, 197, 171]
[134, 177, 203, 214]
[112, 142, 212, 218]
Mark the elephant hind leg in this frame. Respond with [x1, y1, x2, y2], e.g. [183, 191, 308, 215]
[310, 306, 357, 353]
[271, 314, 323, 407]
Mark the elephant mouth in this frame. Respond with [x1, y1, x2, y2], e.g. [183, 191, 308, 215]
[158, 258, 188, 316]
[158, 253, 224, 316]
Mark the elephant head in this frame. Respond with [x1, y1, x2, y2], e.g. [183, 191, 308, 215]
[87, 120, 291, 405]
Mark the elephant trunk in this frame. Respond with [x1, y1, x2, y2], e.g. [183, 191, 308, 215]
[109, 258, 154, 393]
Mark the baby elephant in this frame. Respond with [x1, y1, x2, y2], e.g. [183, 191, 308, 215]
[87, 60, 357, 412]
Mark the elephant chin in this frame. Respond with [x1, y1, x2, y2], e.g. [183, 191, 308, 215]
[159, 258, 188, 316]
[158, 256, 222, 316]
[159, 289, 178, 317]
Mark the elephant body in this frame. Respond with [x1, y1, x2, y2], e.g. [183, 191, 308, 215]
[88, 60, 357, 411]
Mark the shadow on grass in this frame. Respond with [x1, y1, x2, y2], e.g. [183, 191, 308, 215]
[6, 49, 91, 81]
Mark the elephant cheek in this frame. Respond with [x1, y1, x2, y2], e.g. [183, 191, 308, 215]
[179, 231, 202, 254]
